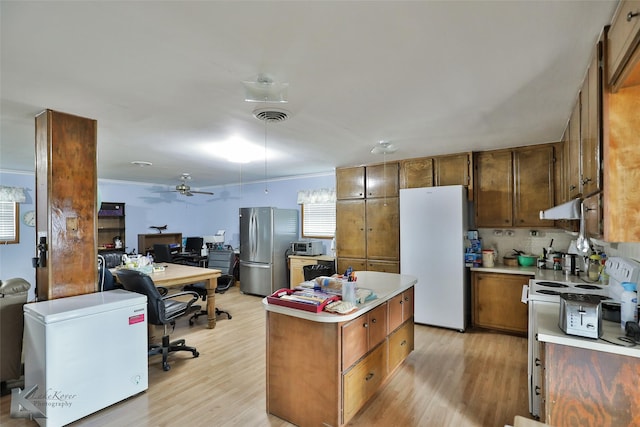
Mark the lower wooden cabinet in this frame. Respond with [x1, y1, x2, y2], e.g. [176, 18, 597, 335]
[343, 342, 387, 422]
[342, 303, 387, 369]
[389, 320, 414, 373]
[472, 272, 528, 335]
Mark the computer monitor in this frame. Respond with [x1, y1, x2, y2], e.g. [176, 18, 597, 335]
[184, 237, 204, 253]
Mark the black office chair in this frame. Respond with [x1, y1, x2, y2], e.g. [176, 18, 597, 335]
[116, 269, 201, 371]
[153, 244, 174, 263]
[185, 249, 234, 324]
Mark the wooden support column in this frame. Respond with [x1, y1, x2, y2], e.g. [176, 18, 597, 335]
[35, 109, 98, 300]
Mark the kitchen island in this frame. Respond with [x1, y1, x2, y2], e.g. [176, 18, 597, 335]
[535, 303, 640, 426]
[263, 271, 417, 427]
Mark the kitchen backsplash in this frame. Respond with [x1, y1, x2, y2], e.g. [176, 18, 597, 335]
[477, 228, 640, 263]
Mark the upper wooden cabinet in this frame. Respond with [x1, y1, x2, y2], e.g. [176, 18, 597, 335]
[366, 163, 399, 198]
[474, 149, 513, 227]
[581, 41, 603, 197]
[399, 157, 433, 189]
[475, 144, 556, 228]
[336, 163, 398, 200]
[335, 199, 366, 259]
[399, 152, 473, 199]
[365, 197, 399, 261]
[336, 166, 365, 199]
[608, 0, 640, 90]
[566, 94, 582, 200]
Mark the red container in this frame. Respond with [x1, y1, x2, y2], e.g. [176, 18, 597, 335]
[267, 288, 340, 313]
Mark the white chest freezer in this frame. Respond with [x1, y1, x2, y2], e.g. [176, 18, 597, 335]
[22, 289, 148, 426]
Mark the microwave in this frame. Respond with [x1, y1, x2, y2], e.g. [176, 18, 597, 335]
[291, 241, 323, 256]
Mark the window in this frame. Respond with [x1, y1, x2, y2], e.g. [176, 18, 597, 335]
[301, 202, 335, 238]
[0, 201, 19, 244]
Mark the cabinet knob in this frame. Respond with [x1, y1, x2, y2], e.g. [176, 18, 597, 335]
[581, 177, 592, 185]
[400, 339, 407, 346]
[363, 322, 369, 328]
[404, 297, 409, 302]
[627, 11, 639, 21]
[365, 372, 375, 381]
[535, 386, 541, 396]
[535, 357, 541, 367]
[399, 300, 403, 305]
[371, 318, 377, 323]
[569, 185, 577, 191]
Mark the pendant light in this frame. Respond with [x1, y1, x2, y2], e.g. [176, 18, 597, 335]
[252, 106, 290, 195]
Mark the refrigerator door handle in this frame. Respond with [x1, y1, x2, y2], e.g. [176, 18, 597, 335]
[240, 260, 271, 269]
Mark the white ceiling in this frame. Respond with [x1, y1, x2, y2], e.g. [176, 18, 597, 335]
[0, 1, 618, 190]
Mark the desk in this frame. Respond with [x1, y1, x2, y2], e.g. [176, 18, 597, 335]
[112, 264, 221, 328]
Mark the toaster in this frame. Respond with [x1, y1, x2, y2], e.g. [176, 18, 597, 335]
[558, 293, 602, 339]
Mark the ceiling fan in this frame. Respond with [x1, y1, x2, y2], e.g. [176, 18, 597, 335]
[170, 174, 214, 197]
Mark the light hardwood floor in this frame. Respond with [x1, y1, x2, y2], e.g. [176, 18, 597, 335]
[0, 286, 532, 426]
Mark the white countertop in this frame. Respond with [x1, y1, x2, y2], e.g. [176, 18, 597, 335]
[536, 303, 640, 358]
[262, 271, 417, 323]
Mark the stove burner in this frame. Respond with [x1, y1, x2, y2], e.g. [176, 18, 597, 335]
[574, 284, 602, 290]
[537, 289, 561, 295]
[536, 281, 570, 288]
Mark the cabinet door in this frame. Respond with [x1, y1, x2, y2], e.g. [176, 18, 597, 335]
[337, 166, 365, 199]
[607, 0, 640, 88]
[342, 315, 369, 369]
[434, 153, 470, 186]
[368, 303, 388, 349]
[388, 321, 414, 373]
[289, 257, 317, 288]
[343, 343, 386, 424]
[584, 192, 603, 238]
[567, 98, 581, 199]
[472, 273, 528, 335]
[401, 286, 414, 323]
[365, 197, 399, 261]
[581, 43, 602, 196]
[513, 145, 555, 227]
[399, 157, 433, 189]
[366, 163, 399, 198]
[336, 200, 366, 259]
[474, 150, 513, 227]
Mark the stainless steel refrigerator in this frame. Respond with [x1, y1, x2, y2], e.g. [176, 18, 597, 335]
[239, 207, 299, 296]
[400, 185, 469, 331]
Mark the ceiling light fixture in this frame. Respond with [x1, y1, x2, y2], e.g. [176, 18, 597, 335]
[243, 73, 289, 103]
[130, 160, 152, 167]
[370, 141, 398, 155]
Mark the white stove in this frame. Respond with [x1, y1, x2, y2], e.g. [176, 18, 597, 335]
[526, 257, 640, 419]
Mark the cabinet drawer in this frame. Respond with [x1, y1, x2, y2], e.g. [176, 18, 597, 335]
[388, 320, 414, 373]
[343, 342, 387, 423]
[342, 315, 369, 369]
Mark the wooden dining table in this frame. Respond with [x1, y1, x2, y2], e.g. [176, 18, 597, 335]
[112, 263, 221, 328]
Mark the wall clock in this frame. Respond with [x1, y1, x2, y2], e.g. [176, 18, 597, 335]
[22, 210, 35, 227]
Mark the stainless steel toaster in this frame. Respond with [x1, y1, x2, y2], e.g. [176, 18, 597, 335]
[558, 293, 602, 339]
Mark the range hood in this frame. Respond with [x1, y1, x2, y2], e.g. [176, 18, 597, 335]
[539, 198, 581, 220]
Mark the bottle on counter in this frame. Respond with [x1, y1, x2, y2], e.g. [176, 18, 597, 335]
[588, 254, 602, 281]
[621, 282, 638, 330]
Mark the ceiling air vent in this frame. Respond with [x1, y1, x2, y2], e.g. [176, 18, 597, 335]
[253, 107, 289, 122]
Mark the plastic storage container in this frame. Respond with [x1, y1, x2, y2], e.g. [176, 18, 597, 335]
[621, 282, 638, 330]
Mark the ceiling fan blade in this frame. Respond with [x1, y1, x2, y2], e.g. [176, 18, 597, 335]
[191, 190, 214, 195]
[185, 191, 194, 196]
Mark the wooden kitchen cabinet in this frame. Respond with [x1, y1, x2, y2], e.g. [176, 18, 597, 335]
[584, 192, 603, 238]
[366, 162, 399, 198]
[434, 152, 473, 200]
[474, 149, 513, 227]
[388, 320, 414, 373]
[581, 41, 602, 197]
[336, 166, 365, 199]
[566, 96, 582, 200]
[513, 145, 555, 227]
[542, 341, 640, 426]
[475, 145, 556, 228]
[343, 342, 387, 423]
[399, 152, 472, 199]
[388, 287, 414, 333]
[471, 272, 528, 335]
[399, 157, 433, 189]
[607, 0, 640, 90]
[336, 164, 399, 273]
[342, 303, 388, 369]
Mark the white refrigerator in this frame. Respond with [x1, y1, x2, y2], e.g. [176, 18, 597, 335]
[400, 185, 468, 331]
[22, 289, 148, 426]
